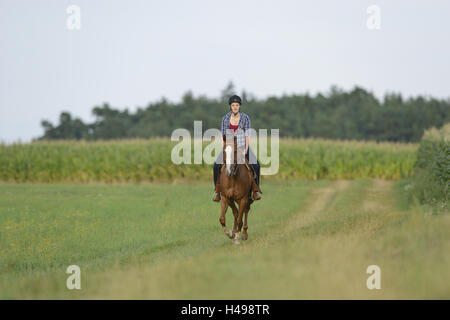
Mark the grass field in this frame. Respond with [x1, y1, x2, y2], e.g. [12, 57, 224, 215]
[1, 179, 449, 299]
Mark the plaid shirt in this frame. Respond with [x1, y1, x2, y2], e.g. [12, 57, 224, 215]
[221, 111, 250, 150]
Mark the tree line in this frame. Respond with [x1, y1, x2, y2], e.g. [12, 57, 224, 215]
[39, 83, 450, 142]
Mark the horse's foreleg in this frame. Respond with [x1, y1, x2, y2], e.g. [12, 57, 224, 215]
[229, 201, 239, 236]
[220, 198, 233, 239]
[242, 203, 250, 241]
[233, 197, 248, 245]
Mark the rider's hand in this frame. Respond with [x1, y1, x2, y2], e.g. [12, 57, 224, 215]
[237, 149, 245, 163]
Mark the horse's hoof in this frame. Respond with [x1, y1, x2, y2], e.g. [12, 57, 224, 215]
[241, 233, 248, 241]
[224, 229, 234, 239]
[233, 232, 241, 245]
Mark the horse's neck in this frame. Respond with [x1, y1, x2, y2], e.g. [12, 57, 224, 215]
[221, 163, 248, 175]
[236, 163, 251, 175]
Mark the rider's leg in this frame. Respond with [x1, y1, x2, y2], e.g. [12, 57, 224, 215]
[246, 149, 262, 200]
[213, 162, 219, 186]
[254, 160, 261, 186]
[213, 152, 222, 202]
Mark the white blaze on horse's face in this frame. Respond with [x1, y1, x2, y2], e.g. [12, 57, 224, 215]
[225, 145, 232, 176]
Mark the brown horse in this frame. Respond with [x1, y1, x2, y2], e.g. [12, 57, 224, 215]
[218, 137, 257, 244]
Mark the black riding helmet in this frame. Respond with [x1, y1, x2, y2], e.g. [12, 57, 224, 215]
[228, 95, 242, 105]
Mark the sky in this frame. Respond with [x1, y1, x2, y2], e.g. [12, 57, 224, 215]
[1, 0, 449, 142]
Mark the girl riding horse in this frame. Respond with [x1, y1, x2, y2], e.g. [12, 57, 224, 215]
[212, 95, 262, 202]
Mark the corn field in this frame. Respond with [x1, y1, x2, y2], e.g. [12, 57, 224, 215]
[0, 138, 418, 183]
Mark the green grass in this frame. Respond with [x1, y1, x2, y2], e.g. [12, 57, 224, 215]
[0, 179, 449, 299]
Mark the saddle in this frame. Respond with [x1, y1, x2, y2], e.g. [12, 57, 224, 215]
[217, 156, 262, 196]
[214, 159, 261, 203]
[219, 158, 257, 180]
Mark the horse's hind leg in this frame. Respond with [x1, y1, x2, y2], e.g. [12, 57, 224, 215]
[241, 203, 250, 241]
[220, 198, 233, 239]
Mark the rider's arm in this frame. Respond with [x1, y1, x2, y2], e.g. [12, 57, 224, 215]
[244, 114, 251, 154]
[245, 136, 249, 154]
[221, 115, 226, 148]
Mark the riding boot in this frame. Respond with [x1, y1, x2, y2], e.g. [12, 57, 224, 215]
[212, 181, 221, 202]
[251, 180, 262, 201]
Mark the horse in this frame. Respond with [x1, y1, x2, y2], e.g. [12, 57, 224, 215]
[217, 136, 256, 245]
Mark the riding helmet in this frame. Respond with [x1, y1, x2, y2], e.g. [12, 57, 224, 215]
[228, 95, 242, 105]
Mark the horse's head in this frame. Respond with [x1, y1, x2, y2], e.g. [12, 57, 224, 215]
[223, 137, 244, 176]
[224, 138, 236, 176]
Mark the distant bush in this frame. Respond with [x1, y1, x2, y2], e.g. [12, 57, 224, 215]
[410, 123, 449, 213]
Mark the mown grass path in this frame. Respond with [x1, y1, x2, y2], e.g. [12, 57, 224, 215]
[0, 179, 448, 299]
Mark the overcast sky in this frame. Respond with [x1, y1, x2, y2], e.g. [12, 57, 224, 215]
[1, 0, 449, 142]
